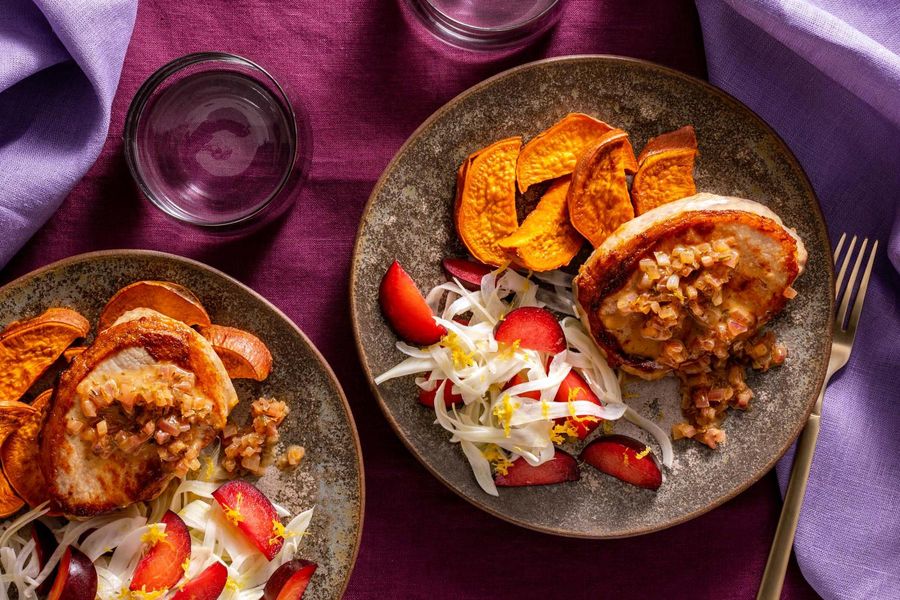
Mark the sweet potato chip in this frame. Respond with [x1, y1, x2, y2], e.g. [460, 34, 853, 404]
[0, 468, 23, 518]
[516, 113, 614, 193]
[454, 137, 522, 267]
[632, 125, 698, 214]
[0, 308, 89, 402]
[567, 129, 638, 247]
[0, 399, 37, 515]
[498, 177, 583, 271]
[1, 390, 51, 508]
[199, 325, 273, 381]
[99, 280, 212, 330]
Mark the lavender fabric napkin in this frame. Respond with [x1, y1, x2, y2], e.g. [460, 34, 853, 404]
[0, 0, 137, 267]
[695, 1, 900, 598]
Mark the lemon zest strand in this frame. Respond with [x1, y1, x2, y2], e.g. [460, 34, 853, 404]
[492, 394, 520, 438]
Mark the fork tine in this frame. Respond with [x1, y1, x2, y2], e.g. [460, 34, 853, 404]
[834, 235, 857, 297]
[833, 232, 847, 265]
[844, 240, 878, 337]
[836, 238, 868, 329]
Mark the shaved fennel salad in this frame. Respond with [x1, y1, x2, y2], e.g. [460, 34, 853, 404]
[375, 266, 673, 496]
[0, 451, 313, 600]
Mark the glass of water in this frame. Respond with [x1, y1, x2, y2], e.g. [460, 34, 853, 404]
[124, 52, 310, 230]
[404, 0, 565, 50]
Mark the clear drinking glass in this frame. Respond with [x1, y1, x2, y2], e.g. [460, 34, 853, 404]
[404, 0, 564, 51]
[124, 52, 310, 230]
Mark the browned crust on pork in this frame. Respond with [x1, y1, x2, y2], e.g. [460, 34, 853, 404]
[574, 210, 801, 377]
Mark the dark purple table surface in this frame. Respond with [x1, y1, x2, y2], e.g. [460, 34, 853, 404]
[1, 0, 821, 597]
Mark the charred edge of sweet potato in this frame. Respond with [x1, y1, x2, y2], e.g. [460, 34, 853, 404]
[637, 125, 698, 165]
[576, 211, 801, 374]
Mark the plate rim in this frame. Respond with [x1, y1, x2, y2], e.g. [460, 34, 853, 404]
[350, 54, 833, 538]
[1, 248, 366, 596]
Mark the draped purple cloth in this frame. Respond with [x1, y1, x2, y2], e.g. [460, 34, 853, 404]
[0, 0, 137, 265]
[696, 1, 900, 598]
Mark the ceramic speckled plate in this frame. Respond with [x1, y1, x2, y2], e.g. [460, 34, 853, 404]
[351, 56, 833, 538]
[0, 250, 363, 598]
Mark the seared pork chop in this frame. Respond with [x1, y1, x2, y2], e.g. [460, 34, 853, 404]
[574, 193, 807, 379]
[41, 310, 237, 516]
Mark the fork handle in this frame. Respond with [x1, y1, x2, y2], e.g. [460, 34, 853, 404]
[757, 410, 822, 600]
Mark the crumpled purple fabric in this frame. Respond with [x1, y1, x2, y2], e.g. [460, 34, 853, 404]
[695, 1, 900, 598]
[0, 0, 137, 266]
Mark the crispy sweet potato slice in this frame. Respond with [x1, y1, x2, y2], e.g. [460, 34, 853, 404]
[632, 126, 698, 214]
[98, 281, 211, 330]
[454, 137, 521, 267]
[0, 400, 36, 517]
[567, 129, 638, 248]
[2, 391, 51, 508]
[498, 177, 583, 271]
[0, 308, 89, 402]
[0, 469, 23, 517]
[516, 113, 614, 193]
[199, 325, 273, 381]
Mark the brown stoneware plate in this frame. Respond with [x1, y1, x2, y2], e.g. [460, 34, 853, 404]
[0, 250, 363, 598]
[351, 56, 833, 538]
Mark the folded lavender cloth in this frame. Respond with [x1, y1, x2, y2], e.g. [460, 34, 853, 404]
[695, 1, 900, 598]
[0, 0, 137, 266]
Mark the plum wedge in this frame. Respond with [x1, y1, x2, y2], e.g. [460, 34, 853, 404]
[213, 480, 284, 560]
[131, 510, 192, 592]
[171, 562, 228, 600]
[32, 520, 59, 595]
[379, 261, 447, 345]
[47, 546, 97, 600]
[580, 435, 663, 490]
[441, 257, 492, 290]
[494, 307, 566, 354]
[494, 450, 579, 487]
[553, 369, 602, 439]
[418, 377, 463, 408]
[265, 558, 318, 600]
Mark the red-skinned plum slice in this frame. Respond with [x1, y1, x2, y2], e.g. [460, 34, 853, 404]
[379, 261, 447, 345]
[494, 450, 579, 487]
[47, 546, 97, 600]
[171, 562, 228, 600]
[264, 559, 318, 600]
[494, 307, 566, 354]
[213, 480, 284, 560]
[580, 435, 663, 490]
[130, 510, 191, 592]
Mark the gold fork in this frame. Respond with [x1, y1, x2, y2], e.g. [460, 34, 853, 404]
[757, 233, 879, 600]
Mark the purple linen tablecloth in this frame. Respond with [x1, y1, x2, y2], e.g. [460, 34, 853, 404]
[696, 2, 900, 598]
[0, 0, 854, 597]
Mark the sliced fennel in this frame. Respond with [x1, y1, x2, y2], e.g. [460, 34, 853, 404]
[0, 465, 315, 600]
[376, 268, 671, 495]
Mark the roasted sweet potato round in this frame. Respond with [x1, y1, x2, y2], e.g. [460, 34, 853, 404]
[0, 308, 89, 402]
[454, 137, 522, 267]
[1, 390, 52, 508]
[199, 324, 273, 381]
[98, 280, 211, 330]
[516, 113, 614, 193]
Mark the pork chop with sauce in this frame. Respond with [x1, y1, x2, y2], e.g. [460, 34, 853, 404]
[573, 193, 807, 380]
[41, 309, 238, 516]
